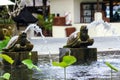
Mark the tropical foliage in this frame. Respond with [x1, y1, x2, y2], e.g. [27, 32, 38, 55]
[37, 14, 54, 31]
[0, 36, 10, 51]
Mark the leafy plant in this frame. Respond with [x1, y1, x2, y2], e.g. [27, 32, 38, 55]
[52, 55, 76, 68]
[0, 54, 14, 65]
[52, 55, 76, 80]
[0, 36, 10, 51]
[37, 14, 54, 31]
[105, 62, 118, 72]
[0, 73, 11, 80]
[22, 59, 41, 71]
[22, 52, 40, 71]
[105, 62, 118, 80]
[0, 52, 14, 80]
[0, 6, 15, 24]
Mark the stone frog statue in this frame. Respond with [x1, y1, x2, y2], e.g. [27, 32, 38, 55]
[2, 32, 33, 52]
[63, 25, 94, 48]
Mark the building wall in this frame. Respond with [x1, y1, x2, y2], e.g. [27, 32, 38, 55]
[50, 0, 75, 24]
[74, 0, 81, 23]
[53, 23, 120, 38]
[50, 0, 120, 38]
[50, 0, 74, 17]
[50, 0, 103, 23]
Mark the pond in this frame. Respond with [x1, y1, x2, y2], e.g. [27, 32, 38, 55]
[1, 36, 120, 80]
[1, 51, 120, 80]
[34, 51, 120, 80]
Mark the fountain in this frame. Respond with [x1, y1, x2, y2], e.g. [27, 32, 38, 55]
[87, 12, 117, 37]
[1, 32, 120, 80]
[59, 25, 97, 64]
[1, 17, 120, 80]
[29, 30, 120, 80]
[26, 12, 120, 79]
[1, 24, 43, 66]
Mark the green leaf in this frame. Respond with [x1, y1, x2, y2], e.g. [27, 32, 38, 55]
[2, 73, 11, 80]
[52, 62, 68, 68]
[52, 62, 60, 66]
[0, 54, 14, 64]
[33, 65, 41, 72]
[22, 59, 34, 69]
[37, 14, 54, 31]
[22, 59, 41, 71]
[63, 56, 77, 65]
[105, 62, 119, 72]
[0, 36, 10, 51]
[52, 55, 77, 68]
[59, 62, 68, 68]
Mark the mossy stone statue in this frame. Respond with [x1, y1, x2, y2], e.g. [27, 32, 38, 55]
[2, 32, 38, 66]
[61, 26, 97, 64]
[3, 32, 33, 52]
[64, 25, 94, 48]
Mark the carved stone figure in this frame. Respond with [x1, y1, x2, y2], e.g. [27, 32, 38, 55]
[3, 32, 33, 52]
[64, 25, 94, 48]
[0, 27, 13, 40]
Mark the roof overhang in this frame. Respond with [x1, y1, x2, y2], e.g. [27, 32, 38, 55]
[0, 0, 15, 6]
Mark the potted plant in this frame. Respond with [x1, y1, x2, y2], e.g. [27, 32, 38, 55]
[37, 14, 54, 36]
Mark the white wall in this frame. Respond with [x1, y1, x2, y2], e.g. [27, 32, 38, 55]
[50, 0, 74, 24]
[50, 0, 73, 15]
[53, 23, 120, 38]
[73, 0, 81, 23]
[50, 0, 103, 23]
[51, 0, 77, 24]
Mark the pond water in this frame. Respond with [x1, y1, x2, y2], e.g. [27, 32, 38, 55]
[1, 36, 120, 80]
[1, 51, 120, 80]
[30, 36, 120, 54]
[34, 51, 120, 80]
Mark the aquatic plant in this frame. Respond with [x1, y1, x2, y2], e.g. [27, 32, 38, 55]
[52, 55, 76, 68]
[22, 59, 41, 71]
[0, 73, 11, 80]
[0, 54, 14, 65]
[0, 36, 10, 51]
[105, 62, 119, 80]
[105, 62, 118, 72]
[0, 37, 14, 80]
[22, 52, 41, 71]
[0, 52, 14, 80]
[52, 54, 77, 80]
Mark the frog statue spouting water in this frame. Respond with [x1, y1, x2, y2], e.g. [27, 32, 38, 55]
[64, 25, 94, 48]
[2, 32, 33, 52]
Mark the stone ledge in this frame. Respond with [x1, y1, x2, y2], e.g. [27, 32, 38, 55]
[2, 51, 38, 66]
[59, 48, 97, 64]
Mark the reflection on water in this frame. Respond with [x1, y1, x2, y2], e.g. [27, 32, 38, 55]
[1, 51, 120, 80]
[0, 66, 37, 80]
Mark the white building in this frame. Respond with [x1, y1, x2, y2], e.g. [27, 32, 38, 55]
[50, 0, 120, 38]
